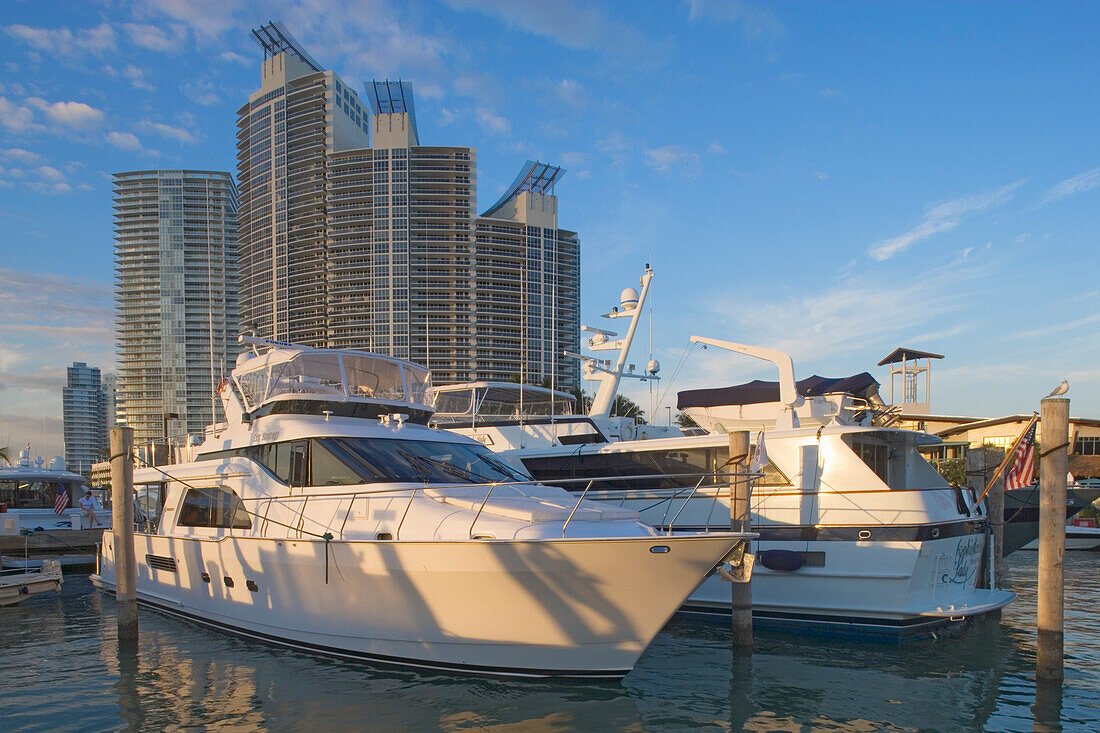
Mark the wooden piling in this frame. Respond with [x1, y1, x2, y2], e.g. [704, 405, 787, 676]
[730, 430, 752, 648]
[110, 427, 138, 642]
[987, 449, 1006, 589]
[1037, 398, 1068, 681]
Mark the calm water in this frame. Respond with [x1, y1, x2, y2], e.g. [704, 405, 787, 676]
[2, 552, 1099, 732]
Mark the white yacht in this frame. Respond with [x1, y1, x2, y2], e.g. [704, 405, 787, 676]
[436, 269, 1015, 637]
[0, 451, 107, 531]
[92, 337, 752, 677]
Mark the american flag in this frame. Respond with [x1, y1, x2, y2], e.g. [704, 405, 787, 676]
[53, 481, 69, 514]
[1004, 421, 1038, 491]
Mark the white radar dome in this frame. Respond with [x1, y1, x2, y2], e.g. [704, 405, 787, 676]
[49, 456, 66, 471]
[620, 287, 639, 310]
[647, 359, 661, 375]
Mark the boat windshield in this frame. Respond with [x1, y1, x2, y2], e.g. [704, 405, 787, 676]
[433, 385, 575, 420]
[317, 438, 530, 485]
[234, 351, 432, 412]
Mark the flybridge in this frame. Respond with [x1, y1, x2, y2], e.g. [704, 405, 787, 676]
[232, 336, 433, 415]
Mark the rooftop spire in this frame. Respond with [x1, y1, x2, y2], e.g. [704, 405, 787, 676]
[250, 20, 322, 72]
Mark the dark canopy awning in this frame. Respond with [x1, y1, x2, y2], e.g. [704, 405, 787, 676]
[677, 373, 880, 410]
[877, 347, 944, 366]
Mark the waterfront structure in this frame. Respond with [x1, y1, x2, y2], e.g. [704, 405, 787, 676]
[238, 23, 579, 388]
[62, 362, 106, 476]
[113, 170, 239, 442]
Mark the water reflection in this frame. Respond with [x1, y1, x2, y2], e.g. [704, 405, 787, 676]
[2, 554, 1100, 731]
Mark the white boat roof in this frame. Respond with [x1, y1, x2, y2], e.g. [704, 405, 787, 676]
[0, 465, 88, 483]
[233, 339, 433, 415]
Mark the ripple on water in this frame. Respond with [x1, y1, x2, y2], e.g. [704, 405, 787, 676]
[2, 553, 1100, 731]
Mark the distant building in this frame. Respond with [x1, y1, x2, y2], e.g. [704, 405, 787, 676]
[113, 170, 239, 442]
[102, 372, 117, 437]
[62, 362, 105, 476]
[238, 23, 579, 387]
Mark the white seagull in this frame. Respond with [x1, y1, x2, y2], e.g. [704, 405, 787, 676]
[1046, 380, 1069, 398]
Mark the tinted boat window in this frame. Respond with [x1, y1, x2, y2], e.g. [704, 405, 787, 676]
[326, 438, 530, 485]
[311, 439, 365, 486]
[177, 488, 251, 530]
[523, 446, 791, 490]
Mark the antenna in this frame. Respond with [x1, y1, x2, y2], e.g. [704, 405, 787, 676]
[579, 264, 657, 418]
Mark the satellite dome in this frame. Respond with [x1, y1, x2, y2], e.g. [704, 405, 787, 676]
[647, 359, 660, 375]
[620, 287, 639, 310]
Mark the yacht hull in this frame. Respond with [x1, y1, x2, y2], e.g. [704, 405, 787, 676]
[570, 487, 1014, 638]
[93, 531, 741, 677]
[679, 534, 1014, 638]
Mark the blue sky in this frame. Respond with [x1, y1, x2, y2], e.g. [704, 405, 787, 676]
[1, 0, 1098, 455]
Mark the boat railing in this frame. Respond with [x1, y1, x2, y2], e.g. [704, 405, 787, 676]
[561, 481, 594, 538]
[158, 467, 967, 542]
[218, 471, 763, 541]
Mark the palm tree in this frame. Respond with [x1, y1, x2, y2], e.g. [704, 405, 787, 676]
[611, 394, 646, 425]
[0, 445, 9, 467]
[675, 411, 699, 428]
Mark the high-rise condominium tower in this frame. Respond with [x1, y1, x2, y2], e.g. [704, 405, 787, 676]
[238, 23, 579, 387]
[62, 362, 106, 476]
[113, 170, 239, 442]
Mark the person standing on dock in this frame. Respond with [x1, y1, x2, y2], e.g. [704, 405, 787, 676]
[79, 489, 102, 528]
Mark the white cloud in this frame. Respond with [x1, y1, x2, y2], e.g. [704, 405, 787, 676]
[1, 147, 43, 164]
[106, 131, 144, 152]
[476, 107, 511, 135]
[554, 79, 585, 107]
[596, 131, 630, 154]
[33, 165, 65, 183]
[26, 97, 105, 129]
[138, 120, 198, 144]
[868, 180, 1027, 261]
[813, 170, 830, 180]
[0, 266, 115, 455]
[560, 151, 588, 166]
[820, 87, 846, 100]
[4, 22, 117, 56]
[219, 50, 251, 66]
[707, 142, 727, 155]
[122, 22, 188, 52]
[699, 255, 989, 373]
[438, 107, 459, 126]
[0, 96, 42, 132]
[644, 145, 702, 177]
[1038, 166, 1100, 206]
[1006, 312, 1100, 342]
[139, 0, 242, 39]
[181, 81, 220, 106]
[685, 0, 783, 39]
[444, 0, 658, 61]
[124, 65, 155, 92]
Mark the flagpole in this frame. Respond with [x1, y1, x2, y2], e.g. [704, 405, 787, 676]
[976, 412, 1039, 504]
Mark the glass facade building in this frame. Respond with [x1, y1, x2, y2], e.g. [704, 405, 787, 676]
[237, 32, 579, 388]
[113, 170, 239, 441]
[62, 362, 106, 476]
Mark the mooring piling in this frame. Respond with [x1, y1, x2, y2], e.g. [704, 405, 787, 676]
[1037, 397, 1068, 682]
[110, 427, 138, 643]
[730, 430, 752, 649]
